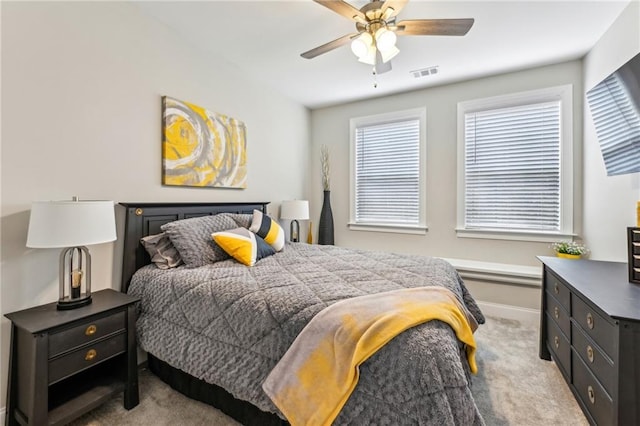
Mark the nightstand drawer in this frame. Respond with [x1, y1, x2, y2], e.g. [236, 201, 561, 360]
[546, 271, 570, 312]
[49, 332, 126, 384]
[545, 291, 570, 338]
[49, 311, 126, 358]
[572, 351, 613, 426]
[572, 322, 615, 395]
[545, 313, 570, 378]
[572, 295, 616, 359]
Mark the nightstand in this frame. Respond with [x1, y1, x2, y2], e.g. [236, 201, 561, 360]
[5, 289, 139, 426]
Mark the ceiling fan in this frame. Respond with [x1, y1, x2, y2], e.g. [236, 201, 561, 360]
[301, 0, 474, 74]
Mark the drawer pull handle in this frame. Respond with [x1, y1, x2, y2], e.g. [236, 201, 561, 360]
[587, 385, 595, 404]
[85, 349, 97, 361]
[554, 306, 559, 319]
[554, 283, 559, 295]
[554, 335, 559, 349]
[586, 313, 594, 329]
[85, 325, 97, 336]
[587, 345, 594, 363]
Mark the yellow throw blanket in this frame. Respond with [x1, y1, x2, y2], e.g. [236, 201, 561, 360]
[262, 286, 479, 426]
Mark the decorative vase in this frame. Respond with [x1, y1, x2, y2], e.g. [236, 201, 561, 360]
[318, 190, 334, 245]
[557, 253, 581, 260]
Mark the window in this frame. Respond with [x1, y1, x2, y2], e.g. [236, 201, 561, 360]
[349, 108, 427, 234]
[457, 85, 574, 241]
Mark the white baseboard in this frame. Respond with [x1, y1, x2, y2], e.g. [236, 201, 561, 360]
[477, 300, 540, 326]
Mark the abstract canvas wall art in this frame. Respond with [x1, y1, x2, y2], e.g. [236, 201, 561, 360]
[162, 96, 247, 188]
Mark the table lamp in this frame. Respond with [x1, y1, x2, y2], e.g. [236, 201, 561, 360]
[280, 200, 309, 242]
[26, 197, 117, 310]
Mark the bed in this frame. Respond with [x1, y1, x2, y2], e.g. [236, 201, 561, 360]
[119, 201, 486, 425]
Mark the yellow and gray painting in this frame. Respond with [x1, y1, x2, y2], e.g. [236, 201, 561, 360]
[162, 96, 247, 188]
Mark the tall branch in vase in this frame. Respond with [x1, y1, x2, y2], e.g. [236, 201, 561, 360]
[321, 145, 330, 191]
[318, 145, 334, 245]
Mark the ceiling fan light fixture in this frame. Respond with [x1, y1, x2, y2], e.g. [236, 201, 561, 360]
[350, 32, 373, 59]
[374, 27, 397, 52]
[357, 44, 377, 65]
[379, 45, 400, 63]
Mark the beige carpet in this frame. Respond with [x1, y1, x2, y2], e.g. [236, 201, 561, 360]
[70, 317, 588, 425]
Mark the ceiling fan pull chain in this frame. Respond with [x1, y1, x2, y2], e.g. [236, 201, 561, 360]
[372, 66, 378, 88]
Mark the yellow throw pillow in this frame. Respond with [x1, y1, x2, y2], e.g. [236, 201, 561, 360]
[249, 210, 285, 252]
[212, 227, 275, 266]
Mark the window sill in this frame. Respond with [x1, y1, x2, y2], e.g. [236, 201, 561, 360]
[348, 223, 428, 235]
[440, 257, 542, 287]
[455, 228, 576, 243]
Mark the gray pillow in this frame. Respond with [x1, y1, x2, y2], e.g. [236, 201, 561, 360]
[140, 232, 183, 269]
[161, 214, 238, 267]
[221, 213, 253, 229]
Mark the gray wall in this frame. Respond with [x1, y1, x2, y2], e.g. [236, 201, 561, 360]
[0, 1, 310, 410]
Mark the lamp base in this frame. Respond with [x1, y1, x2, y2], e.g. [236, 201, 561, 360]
[290, 219, 300, 243]
[57, 294, 92, 310]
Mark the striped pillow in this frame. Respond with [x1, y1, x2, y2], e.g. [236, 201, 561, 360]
[212, 227, 275, 266]
[249, 210, 285, 252]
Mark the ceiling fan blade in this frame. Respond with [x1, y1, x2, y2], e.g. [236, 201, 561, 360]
[314, 0, 366, 22]
[380, 0, 408, 19]
[301, 33, 359, 59]
[395, 19, 475, 36]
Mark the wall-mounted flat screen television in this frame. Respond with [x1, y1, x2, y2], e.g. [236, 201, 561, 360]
[586, 52, 640, 176]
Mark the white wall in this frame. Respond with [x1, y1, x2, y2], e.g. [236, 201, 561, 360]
[583, 0, 640, 261]
[310, 61, 583, 267]
[0, 1, 310, 412]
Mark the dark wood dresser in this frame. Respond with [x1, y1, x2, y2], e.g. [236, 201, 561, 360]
[4, 289, 139, 425]
[539, 256, 640, 425]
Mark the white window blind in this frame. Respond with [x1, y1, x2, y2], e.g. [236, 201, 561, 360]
[464, 101, 561, 232]
[355, 119, 420, 225]
[586, 72, 640, 176]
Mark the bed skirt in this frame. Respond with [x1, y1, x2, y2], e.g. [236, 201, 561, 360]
[147, 353, 288, 426]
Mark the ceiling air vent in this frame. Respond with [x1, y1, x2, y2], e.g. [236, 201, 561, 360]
[411, 66, 439, 78]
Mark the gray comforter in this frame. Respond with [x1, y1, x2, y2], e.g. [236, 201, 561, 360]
[128, 243, 486, 425]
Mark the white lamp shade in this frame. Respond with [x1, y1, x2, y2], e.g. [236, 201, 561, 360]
[27, 200, 117, 248]
[280, 200, 310, 221]
[358, 45, 377, 65]
[375, 27, 397, 52]
[351, 32, 373, 58]
[380, 45, 400, 63]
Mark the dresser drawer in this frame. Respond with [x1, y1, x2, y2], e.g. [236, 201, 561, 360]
[545, 291, 570, 338]
[545, 271, 571, 312]
[572, 296, 617, 360]
[49, 311, 126, 358]
[572, 322, 615, 396]
[48, 332, 126, 385]
[572, 350, 613, 426]
[545, 313, 571, 378]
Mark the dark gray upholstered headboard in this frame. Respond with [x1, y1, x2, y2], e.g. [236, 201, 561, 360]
[118, 202, 269, 293]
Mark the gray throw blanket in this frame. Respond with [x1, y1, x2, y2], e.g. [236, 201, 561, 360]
[128, 243, 486, 425]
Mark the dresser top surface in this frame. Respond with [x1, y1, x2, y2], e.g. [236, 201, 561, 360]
[539, 256, 640, 321]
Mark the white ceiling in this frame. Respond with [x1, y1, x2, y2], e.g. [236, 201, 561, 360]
[133, 0, 631, 109]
